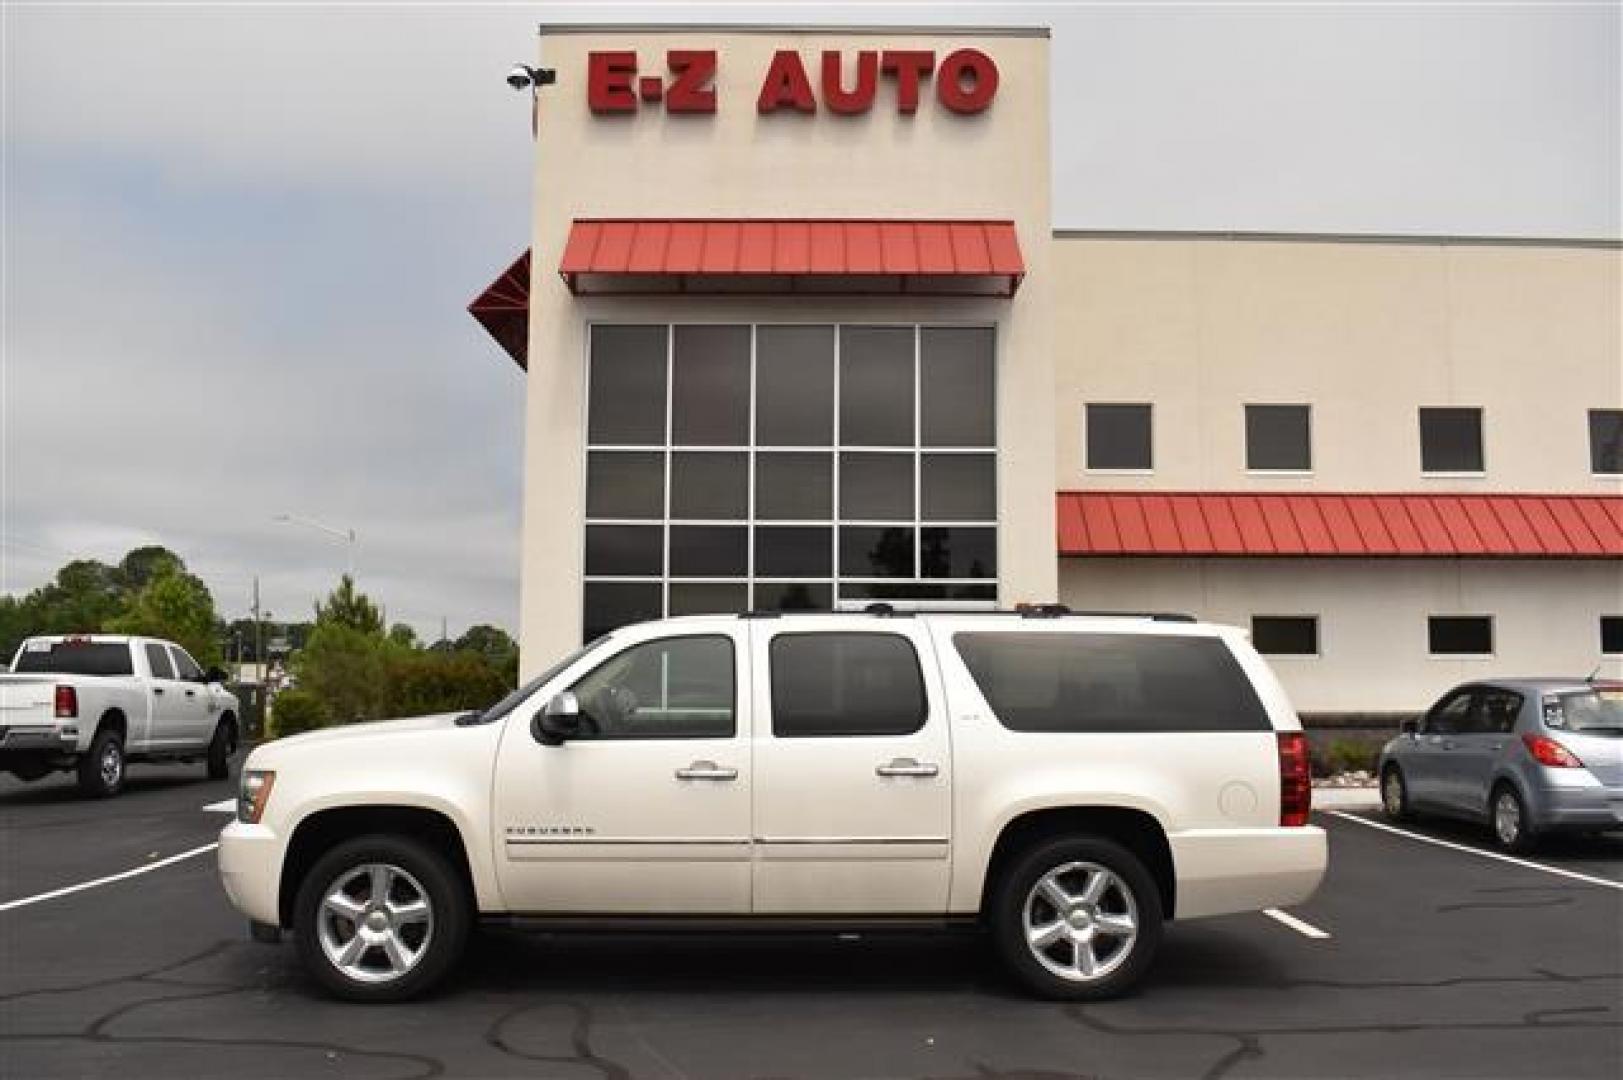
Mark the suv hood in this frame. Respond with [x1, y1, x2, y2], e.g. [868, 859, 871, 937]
[254, 712, 465, 757]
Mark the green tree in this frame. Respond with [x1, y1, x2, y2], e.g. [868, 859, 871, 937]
[31, 559, 126, 633]
[117, 546, 184, 593]
[454, 624, 517, 666]
[314, 575, 384, 635]
[109, 566, 222, 667]
[388, 623, 419, 648]
[292, 623, 394, 723]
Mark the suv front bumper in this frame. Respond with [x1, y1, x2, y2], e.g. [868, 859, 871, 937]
[218, 822, 283, 927]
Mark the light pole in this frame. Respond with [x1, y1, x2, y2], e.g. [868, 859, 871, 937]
[273, 514, 357, 579]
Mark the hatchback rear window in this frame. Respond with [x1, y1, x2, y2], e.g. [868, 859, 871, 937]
[952, 631, 1270, 733]
[12, 640, 134, 677]
[1544, 689, 1623, 736]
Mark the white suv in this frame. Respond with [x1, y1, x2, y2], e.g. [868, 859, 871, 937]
[219, 609, 1325, 1002]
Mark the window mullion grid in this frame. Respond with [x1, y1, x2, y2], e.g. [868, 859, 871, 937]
[913, 325, 923, 583]
[832, 324, 843, 602]
[661, 326, 674, 618]
[747, 325, 757, 608]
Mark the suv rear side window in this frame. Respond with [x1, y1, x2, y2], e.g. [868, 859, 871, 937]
[770, 633, 926, 737]
[145, 644, 176, 679]
[13, 641, 134, 677]
[952, 631, 1270, 733]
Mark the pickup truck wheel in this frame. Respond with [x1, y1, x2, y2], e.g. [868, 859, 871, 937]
[206, 719, 236, 780]
[293, 835, 469, 1003]
[991, 836, 1162, 1001]
[76, 728, 125, 798]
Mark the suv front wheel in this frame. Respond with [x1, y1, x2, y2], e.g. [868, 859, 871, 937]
[991, 836, 1163, 1001]
[293, 834, 470, 1002]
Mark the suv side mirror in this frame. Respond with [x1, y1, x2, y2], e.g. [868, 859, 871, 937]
[533, 691, 582, 746]
[204, 666, 229, 685]
[1400, 718, 1419, 737]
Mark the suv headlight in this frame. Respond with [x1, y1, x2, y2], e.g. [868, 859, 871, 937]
[238, 770, 276, 824]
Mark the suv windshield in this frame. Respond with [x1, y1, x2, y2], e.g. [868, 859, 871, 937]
[466, 637, 612, 725]
[12, 640, 134, 677]
[1545, 689, 1623, 735]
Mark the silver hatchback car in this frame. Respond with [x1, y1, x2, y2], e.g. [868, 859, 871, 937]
[1379, 680, 1623, 851]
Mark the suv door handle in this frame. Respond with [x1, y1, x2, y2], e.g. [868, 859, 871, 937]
[877, 757, 939, 778]
[152, 687, 165, 695]
[675, 761, 738, 781]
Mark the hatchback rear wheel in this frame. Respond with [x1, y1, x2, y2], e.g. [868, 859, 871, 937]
[1491, 784, 1535, 854]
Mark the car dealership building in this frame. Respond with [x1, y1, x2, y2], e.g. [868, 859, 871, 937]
[471, 25, 1622, 716]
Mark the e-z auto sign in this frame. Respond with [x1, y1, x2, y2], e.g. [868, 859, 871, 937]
[587, 48, 999, 116]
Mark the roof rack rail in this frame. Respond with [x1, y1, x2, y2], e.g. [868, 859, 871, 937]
[734, 606, 1197, 623]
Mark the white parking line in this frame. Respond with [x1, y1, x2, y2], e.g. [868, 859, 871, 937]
[202, 799, 236, 814]
[1263, 907, 1331, 939]
[0, 843, 219, 913]
[1328, 811, 1623, 891]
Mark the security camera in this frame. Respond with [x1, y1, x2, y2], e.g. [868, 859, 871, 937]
[506, 64, 557, 91]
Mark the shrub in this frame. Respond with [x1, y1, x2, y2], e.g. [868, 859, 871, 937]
[385, 649, 511, 717]
[1314, 737, 1380, 777]
[267, 689, 330, 739]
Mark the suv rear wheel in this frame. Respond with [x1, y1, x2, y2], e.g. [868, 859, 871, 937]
[293, 834, 469, 1002]
[991, 836, 1163, 1000]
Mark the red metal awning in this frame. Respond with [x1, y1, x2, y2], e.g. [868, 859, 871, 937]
[559, 218, 1025, 296]
[468, 251, 530, 369]
[1056, 492, 1623, 558]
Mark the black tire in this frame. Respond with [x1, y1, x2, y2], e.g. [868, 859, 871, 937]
[76, 727, 126, 798]
[293, 834, 470, 1003]
[1381, 765, 1413, 823]
[206, 717, 237, 780]
[1490, 783, 1536, 854]
[990, 835, 1163, 1001]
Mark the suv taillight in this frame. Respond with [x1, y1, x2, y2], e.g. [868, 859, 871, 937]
[1277, 731, 1312, 827]
[54, 685, 78, 719]
[1522, 732, 1584, 769]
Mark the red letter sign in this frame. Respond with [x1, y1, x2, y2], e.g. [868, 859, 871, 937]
[880, 50, 935, 114]
[587, 51, 637, 113]
[821, 50, 878, 115]
[757, 50, 816, 113]
[936, 48, 998, 114]
[666, 50, 717, 113]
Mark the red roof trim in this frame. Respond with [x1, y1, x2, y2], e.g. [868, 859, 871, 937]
[1057, 492, 1623, 559]
[558, 218, 1025, 296]
[468, 251, 531, 370]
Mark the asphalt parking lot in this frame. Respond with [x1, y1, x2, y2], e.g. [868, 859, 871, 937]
[2, 767, 1618, 1080]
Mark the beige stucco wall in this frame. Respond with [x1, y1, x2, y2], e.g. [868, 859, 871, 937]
[1051, 237, 1623, 493]
[521, 28, 1055, 673]
[1061, 557, 1623, 714]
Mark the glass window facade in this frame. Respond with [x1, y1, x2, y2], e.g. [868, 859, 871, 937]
[583, 324, 998, 639]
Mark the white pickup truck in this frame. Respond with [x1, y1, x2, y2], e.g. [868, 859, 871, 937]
[0, 634, 241, 797]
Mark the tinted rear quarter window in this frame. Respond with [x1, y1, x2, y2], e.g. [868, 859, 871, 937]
[771, 632, 926, 737]
[13, 641, 135, 677]
[952, 631, 1270, 732]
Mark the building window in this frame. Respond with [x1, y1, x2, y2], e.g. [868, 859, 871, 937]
[1245, 404, 1311, 472]
[1251, 616, 1319, 656]
[1590, 410, 1623, 475]
[1419, 407, 1484, 474]
[1602, 616, 1623, 656]
[1428, 615, 1494, 656]
[582, 324, 998, 640]
[1085, 403, 1152, 470]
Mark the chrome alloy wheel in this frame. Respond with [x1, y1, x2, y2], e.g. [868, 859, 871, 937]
[1494, 791, 1522, 847]
[317, 863, 434, 984]
[99, 741, 123, 787]
[1023, 860, 1139, 983]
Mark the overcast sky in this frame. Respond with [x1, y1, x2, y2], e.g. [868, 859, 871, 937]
[3, 1, 1618, 643]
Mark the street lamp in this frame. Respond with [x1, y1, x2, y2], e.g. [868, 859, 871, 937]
[273, 514, 357, 579]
